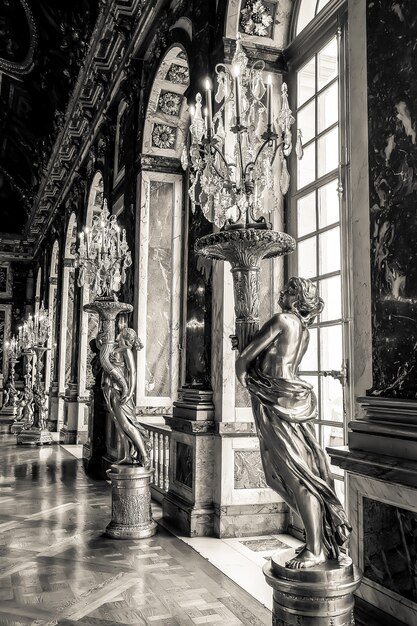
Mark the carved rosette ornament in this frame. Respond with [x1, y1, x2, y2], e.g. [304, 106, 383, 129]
[195, 228, 295, 350]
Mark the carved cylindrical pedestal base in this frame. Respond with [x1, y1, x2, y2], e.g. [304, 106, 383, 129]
[106, 464, 157, 539]
[10, 420, 26, 434]
[263, 552, 362, 626]
[17, 428, 53, 445]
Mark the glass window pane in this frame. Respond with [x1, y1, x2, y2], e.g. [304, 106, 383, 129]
[318, 179, 339, 228]
[319, 227, 340, 274]
[296, 2, 316, 36]
[319, 275, 341, 321]
[298, 141, 316, 189]
[318, 37, 338, 89]
[334, 478, 345, 503]
[320, 324, 342, 370]
[297, 100, 316, 144]
[303, 375, 319, 404]
[317, 0, 332, 13]
[322, 425, 344, 452]
[297, 57, 315, 107]
[317, 127, 338, 177]
[300, 327, 318, 371]
[298, 236, 317, 279]
[297, 191, 316, 237]
[321, 375, 343, 423]
[318, 81, 338, 133]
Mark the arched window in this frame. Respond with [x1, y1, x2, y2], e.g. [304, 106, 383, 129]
[295, 0, 333, 36]
[286, 0, 349, 504]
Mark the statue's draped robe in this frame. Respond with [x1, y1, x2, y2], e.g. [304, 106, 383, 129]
[247, 364, 351, 559]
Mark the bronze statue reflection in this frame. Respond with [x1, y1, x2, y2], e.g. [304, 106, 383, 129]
[236, 277, 351, 569]
[97, 326, 151, 467]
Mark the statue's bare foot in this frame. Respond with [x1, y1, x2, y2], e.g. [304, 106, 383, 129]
[285, 547, 326, 569]
[116, 457, 131, 465]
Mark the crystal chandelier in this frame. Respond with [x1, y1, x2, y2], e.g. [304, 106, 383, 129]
[6, 335, 21, 361]
[18, 305, 50, 349]
[76, 200, 132, 299]
[182, 35, 302, 229]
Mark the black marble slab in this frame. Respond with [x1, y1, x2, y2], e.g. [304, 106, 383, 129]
[363, 496, 417, 603]
[367, 1, 417, 398]
[184, 206, 212, 388]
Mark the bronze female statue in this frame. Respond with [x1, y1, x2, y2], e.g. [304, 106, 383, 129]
[98, 326, 151, 467]
[236, 277, 351, 569]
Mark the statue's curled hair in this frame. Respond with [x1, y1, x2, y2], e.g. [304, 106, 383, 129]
[120, 327, 143, 350]
[288, 276, 324, 326]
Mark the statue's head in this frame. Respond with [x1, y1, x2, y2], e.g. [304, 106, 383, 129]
[279, 277, 324, 325]
[118, 327, 143, 351]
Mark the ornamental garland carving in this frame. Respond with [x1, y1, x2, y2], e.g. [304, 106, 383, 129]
[158, 91, 182, 116]
[240, 0, 273, 38]
[151, 124, 177, 149]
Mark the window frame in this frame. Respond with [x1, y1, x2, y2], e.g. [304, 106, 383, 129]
[284, 1, 352, 496]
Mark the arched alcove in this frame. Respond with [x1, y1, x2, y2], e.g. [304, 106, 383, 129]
[44, 240, 59, 394]
[136, 45, 189, 413]
[34, 266, 42, 315]
[57, 212, 77, 429]
[78, 172, 103, 399]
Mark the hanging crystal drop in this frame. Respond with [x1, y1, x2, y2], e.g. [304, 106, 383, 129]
[296, 129, 304, 159]
[280, 157, 290, 195]
[181, 144, 188, 170]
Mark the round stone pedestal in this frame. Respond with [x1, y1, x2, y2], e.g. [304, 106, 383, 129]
[263, 551, 362, 626]
[106, 464, 157, 539]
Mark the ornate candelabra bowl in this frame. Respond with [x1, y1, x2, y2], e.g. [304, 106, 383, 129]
[196, 228, 295, 351]
[78, 200, 156, 539]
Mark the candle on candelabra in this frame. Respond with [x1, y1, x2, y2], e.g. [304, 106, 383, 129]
[233, 64, 241, 122]
[115, 225, 121, 257]
[85, 228, 90, 257]
[267, 74, 272, 130]
[205, 78, 213, 139]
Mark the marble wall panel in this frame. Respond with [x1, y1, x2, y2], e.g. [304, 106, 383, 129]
[184, 206, 212, 389]
[0, 309, 5, 376]
[367, 1, 417, 397]
[65, 272, 75, 387]
[145, 181, 173, 397]
[175, 441, 193, 489]
[363, 496, 417, 603]
[234, 449, 267, 489]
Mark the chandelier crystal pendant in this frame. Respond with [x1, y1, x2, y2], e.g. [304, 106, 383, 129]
[182, 34, 303, 229]
[75, 200, 132, 300]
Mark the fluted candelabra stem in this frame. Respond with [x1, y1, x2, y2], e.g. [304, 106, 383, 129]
[32, 346, 48, 430]
[8, 357, 18, 417]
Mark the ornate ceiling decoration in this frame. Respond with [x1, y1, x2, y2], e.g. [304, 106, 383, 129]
[0, 0, 189, 259]
[0, 0, 38, 76]
[0, 0, 99, 240]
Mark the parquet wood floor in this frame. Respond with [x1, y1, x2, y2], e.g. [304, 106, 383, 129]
[0, 436, 271, 626]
